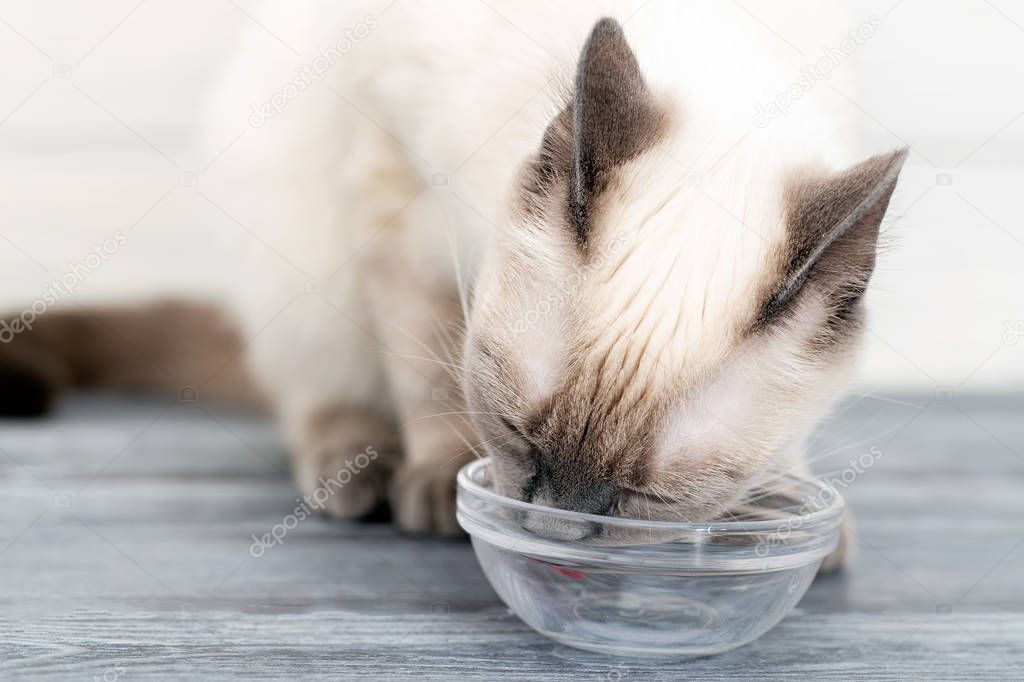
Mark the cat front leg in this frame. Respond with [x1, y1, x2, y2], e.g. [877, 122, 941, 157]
[242, 281, 403, 522]
[387, 413, 475, 536]
[364, 257, 478, 536]
[378, 305, 477, 536]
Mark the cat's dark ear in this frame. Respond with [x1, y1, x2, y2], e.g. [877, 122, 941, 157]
[568, 18, 663, 246]
[757, 148, 909, 327]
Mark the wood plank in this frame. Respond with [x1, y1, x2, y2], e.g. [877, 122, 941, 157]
[0, 393, 1021, 679]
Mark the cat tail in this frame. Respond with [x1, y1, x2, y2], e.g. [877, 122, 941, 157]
[0, 299, 264, 416]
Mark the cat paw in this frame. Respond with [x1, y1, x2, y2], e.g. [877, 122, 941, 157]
[389, 458, 466, 536]
[293, 442, 395, 520]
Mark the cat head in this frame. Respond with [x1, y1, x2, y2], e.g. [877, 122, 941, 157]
[462, 18, 906, 528]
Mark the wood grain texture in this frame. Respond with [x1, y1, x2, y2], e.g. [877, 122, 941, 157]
[0, 393, 1022, 679]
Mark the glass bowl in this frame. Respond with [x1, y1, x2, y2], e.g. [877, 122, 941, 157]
[456, 458, 844, 658]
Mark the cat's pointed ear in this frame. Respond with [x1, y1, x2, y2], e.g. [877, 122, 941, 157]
[569, 18, 663, 246]
[758, 148, 909, 327]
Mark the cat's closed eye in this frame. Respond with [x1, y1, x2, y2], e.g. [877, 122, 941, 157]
[487, 416, 540, 496]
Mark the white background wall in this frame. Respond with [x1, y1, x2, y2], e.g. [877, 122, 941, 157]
[0, 0, 1021, 393]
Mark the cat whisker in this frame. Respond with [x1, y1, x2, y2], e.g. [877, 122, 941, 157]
[405, 409, 508, 424]
[440, 417, 486, 461]
[803, 429, 892, 465]
[426, 310, 465, 367]
[435, 193, 472, 326]
[376, 321, 466, 386]
[444, 431, 522, 466]
[372, 350, 464, 374]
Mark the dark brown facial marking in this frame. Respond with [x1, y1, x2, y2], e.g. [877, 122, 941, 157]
[510, 361, 662, 514]
[754, 147, 909, 332]
[517, 18, 667, 249]
[570, 17, 667, 247]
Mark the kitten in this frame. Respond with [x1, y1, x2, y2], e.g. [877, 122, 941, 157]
[0, 2, 904, 568]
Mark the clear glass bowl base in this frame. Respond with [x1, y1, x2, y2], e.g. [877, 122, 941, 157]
[472, 538, 821, 658]
[458, 458, 842, 658]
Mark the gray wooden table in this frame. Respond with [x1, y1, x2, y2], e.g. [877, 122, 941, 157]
[0, 392, 1021, 680]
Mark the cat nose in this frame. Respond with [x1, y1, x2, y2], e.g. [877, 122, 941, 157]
[528, 474, 619, 516]
[521, 508, 593, 541]
[520, 484, 614, 540]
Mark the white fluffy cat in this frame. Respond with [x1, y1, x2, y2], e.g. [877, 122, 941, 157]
[0, 1, 905, 569]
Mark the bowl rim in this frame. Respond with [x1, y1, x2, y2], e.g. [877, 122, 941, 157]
[457, 457, 845, 533]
